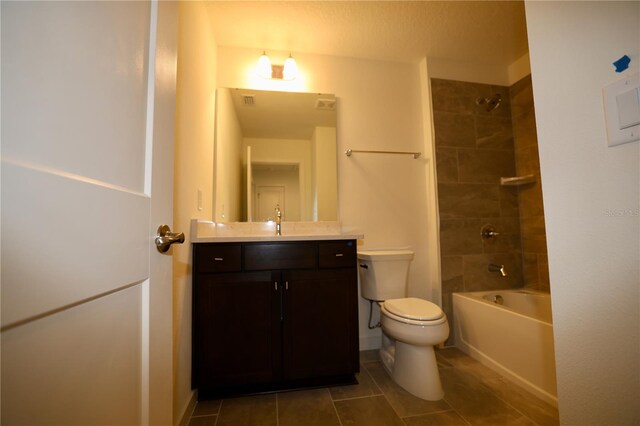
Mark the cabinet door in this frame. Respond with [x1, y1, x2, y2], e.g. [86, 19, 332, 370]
[282, 268, 358, 380]
[193, 271, 281, 388]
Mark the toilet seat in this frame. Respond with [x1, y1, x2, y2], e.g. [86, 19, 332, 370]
[385, 298, 443, 320]
[381, 298, 446, 326]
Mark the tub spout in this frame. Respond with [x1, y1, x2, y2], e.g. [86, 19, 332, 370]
[488, 263, 508, 277]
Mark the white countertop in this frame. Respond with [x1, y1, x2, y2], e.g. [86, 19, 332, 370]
[192, 234, 362, 243]
[190, 219, 363, 243]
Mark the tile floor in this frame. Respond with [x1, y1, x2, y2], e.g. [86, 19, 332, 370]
[188, 348, 559, 426]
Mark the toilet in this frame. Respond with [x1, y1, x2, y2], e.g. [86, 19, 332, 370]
[358, 249, 449, 401]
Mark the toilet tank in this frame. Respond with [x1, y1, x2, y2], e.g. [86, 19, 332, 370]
[357, 250, 414, 301]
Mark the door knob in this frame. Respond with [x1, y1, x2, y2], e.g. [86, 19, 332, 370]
[155, 224, 185, 253]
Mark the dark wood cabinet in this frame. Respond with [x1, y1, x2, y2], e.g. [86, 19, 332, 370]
[193, 271, 281, 387]
[282, 268, 358, 381]
[192, 240, 359, 398]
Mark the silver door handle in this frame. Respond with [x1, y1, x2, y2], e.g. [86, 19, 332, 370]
[155, 224, 185, 253]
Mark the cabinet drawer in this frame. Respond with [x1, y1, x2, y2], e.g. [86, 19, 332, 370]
[195, 244, 241, 273]
[245, 243, 316, 270]
[319, 241, 357, 269]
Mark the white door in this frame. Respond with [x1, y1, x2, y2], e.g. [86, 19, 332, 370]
[1, 1, 177, 425]
[256, 186, 285, 221]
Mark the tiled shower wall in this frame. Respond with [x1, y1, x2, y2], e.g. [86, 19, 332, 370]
[431, 76, 549, 343]
[510, 75, 550, 292]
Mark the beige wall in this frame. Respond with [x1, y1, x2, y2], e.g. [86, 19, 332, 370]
[216, 46, 434, 350]
[526, 1, 640, 423]
[173, 1, 217, 422]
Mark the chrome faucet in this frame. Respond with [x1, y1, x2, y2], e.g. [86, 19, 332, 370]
[275, 205, 282, 236]
[488, 263, 508, 277]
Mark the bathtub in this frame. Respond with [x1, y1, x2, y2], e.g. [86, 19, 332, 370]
[452, 290, 558, 407]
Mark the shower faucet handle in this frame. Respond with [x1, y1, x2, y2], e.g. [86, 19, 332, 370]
[481, 224, 500, 240]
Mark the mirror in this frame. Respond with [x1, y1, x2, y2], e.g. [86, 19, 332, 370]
[214, 88, 338, 223]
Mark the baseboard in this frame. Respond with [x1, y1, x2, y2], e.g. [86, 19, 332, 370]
[359, 335, 381, 351]
[178, 390, 197, 426]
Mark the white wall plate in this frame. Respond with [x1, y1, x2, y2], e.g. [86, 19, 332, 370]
[603, 71, 640, 147]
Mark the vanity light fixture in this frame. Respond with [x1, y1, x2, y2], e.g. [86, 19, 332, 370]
[257, 51, 298, 81]
[257, 51, 272, 79]
[283, 54, 298, 81]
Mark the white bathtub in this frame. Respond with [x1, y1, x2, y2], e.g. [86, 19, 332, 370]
[452, 290, 558, 407]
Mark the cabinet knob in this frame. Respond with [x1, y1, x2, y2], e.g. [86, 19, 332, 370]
[214, 257, 223, 261]
[335, 253, 344, 257]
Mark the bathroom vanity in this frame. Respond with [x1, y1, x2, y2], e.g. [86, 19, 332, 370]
[191, 232, 360, 398]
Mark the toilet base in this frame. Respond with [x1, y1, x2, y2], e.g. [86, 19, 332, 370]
[380, 336, 444, 401]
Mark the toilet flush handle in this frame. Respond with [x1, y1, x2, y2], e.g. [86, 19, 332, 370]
[359, 264, 368, 269]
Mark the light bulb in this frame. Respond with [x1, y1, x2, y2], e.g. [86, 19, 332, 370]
[257, 51, 272, 79]
[283, 54, 298, 81]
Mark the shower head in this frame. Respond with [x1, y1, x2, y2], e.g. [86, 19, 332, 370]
[476, 93, 502, 112]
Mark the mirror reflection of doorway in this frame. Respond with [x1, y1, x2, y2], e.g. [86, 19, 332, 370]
[255, 186, 284, 221]
[251, 163, 301, 221]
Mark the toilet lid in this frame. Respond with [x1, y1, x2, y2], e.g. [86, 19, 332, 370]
[384, 298, 443, 321]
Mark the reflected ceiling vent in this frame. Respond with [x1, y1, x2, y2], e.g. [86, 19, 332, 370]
[241, 94, 256, 106]
[315, 98, 336, 110]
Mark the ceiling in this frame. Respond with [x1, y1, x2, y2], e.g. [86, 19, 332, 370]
[205, 1, 529, 68]
[229, 89, 337, 139]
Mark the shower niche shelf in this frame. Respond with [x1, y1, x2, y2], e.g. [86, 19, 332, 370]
[500, 174, 536, 186]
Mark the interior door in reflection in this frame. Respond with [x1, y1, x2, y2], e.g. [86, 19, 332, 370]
[255, 186, 284, 221]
